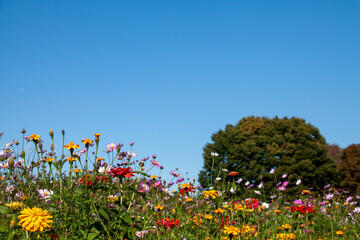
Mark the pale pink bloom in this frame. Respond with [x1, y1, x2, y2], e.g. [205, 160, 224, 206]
[38, 189, 53, 200]
[107, 143, 117, 152]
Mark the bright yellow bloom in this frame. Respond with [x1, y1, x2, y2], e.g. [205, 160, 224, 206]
[336, 231, 345, 235]
[276, 233, 296, 240]
[182, 183, 191, 188]
[82, 139, 94, 146]
[214, 208, 225, 214]
[224, 225, 241, 236]
[203, 190, 219, 199]
[278, 224, 292, 230]
[46, 157, 55, 162]
[73, 169, 81, 173]
[273, 210, 281, 213]
[94, 133, 101, 137]
[28, 134, 41, 142]
[64, 142, 80, 150]
[150, 175, 158, 179]
[204, 214, 213, 220]
[185, 197, 193, 202]
[18, 207, 53, 232]
[301, 190, 311, 194]
[154, 205, 164, 211]
[6, 202, 24, 212]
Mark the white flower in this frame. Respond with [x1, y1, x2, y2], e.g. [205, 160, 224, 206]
[210, 152, 219, 157]
[254, 190, 261, 195]
[6, 185, 14, 193]
[236, 178, 243, 184]
[245, 181, 250, 186]
[222, 168, 228, 172]
[99, 165, 112, 173]
[258, 182, 263, 188]
[296, 179, 302, 185]
[353, 207, 360, 213]
[261, 202, 269, 208]
[127, 152, 136, 158]
[269, 168, 275, 174]
[282, 174, 287, 179]
[209, 187, 214, 190]
[215, 177, 222, 181]
[230, 187, 236, 194]
[38, 189, 53, 200]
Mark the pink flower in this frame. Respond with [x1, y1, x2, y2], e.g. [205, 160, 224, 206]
[107, 143, 117, 152]
[151, 160, 160, 167]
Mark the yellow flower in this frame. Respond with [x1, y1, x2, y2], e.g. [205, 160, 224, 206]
[182, 183, 191, 188]
[204, 214, 213, 220]
[214, 208, 225, 214]
[273, 209, 281, 213]
[46, 157, 55, 162]
[203, 190, 219, 199]
[150, 175, 158, 179]
[20, 195, 28, 201]
[224, 225, 241, 236]
[82, 138, 94, 146]
[276, 233, 296, 240]
[66, 156, 78, 162]
[28, 134, 41, 142]
[154, 205, 164, 211]
[18, 207, 53, 232]
[301, 190, 311, 194]
[64, 142, 80, 150]
[336, 231, 345, 235]
[278, 224, 292, 230]
[6, 202, 24, 212]
[94, 133, 101, 137]
[185, 197, 193, 202]
[73, 169, 81, 173]
[108, 195, 119, 203]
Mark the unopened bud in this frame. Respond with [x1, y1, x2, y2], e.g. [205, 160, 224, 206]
[21, 151, 25, 158]
[139, 161, 144, 167]
[8, 158, 14, 168]
[141, 206, 147, 213]
[15, 141, 19, 145]
[38, 142, 43, 150]
[51, 144, 55, 150]
[130, 223, 135, 228]
[89, 192, 94, 198]
[9, 220, 16, 230]
[21, 129, 26, 134]
[49, 129, 54, 138]
[62, 130, 65, 135]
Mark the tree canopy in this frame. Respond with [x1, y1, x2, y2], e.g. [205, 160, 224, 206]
[198, 116, 338, 196]
[339, 144, 360, 193]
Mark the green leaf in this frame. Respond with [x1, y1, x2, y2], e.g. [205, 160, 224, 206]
[0, 205, 9, 214]
[98, 208, 108, 220]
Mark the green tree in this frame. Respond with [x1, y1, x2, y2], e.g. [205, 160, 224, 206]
[339, 144, 360, 193]
[198, 116, 338, 196]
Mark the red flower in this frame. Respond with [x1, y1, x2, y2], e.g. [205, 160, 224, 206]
[245, 199, 259, 209]
[228, 171, 239, 176]
[180, 187, 196, 195]
[79, 177, 93, 186]
[108, 167, 135, 178]
[291, 205, 315, 215]
[156, 218, 179, 228]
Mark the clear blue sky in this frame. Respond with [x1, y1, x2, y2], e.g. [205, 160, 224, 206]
[1, 1, 359, 183]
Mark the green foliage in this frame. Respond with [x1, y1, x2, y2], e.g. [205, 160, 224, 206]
[199, 116, 339, 196]
[339, 144, 360, 193]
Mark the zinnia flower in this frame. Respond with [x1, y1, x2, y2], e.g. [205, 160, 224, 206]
[224, 225, 241, 236]
[108, 167, 135, 178]
[6, 202, 24, 212]
[18, 207, 53, 232]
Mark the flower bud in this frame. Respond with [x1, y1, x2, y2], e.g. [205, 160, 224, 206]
[62, 130, 65, 135]
[89, 192, 94, 198]
[50, 129, 54, 138]
[38, 142, 43, 150]
[9, 220, 16, 230]
[21, 129, 26, 134]
[15, 141, 19, 145]
[139, 161, 144, 167]
[8, 158, 14, 168]
[141, 206, 147, 213]
[21, 151, 25, 158]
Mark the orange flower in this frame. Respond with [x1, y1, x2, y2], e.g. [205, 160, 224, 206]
[81, 139, 94, 146]
[64, 142, 80, 150]
[228, 171, 239, 176]
[28, 134, 41, 142]
[94, 133, 101, 137]
[301, 190, 311, 194]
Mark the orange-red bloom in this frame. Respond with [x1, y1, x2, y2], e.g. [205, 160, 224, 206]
[64, 142, 80, 150]
[228, 171, 239, 176]
[156, 218, 179, 228]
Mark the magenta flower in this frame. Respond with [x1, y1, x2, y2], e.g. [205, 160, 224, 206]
[151, 159, 160, 167]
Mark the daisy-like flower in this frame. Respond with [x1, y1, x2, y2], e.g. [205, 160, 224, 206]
[224, 225, 241, 237]
[108, 195, 119, 203]
[38, 189, 54, 201]
[6, 202, 24, 212]
[203, 190, 219, 199]
[18, 207, 53, 232]
[150, 159, 160, 167]
[98, 165, 111, 173]
[28, 134, 41, 142]
[107, 143, 117, 152]
[228, 171, 238, 176]
[81, 138, 94, 147]
[64, 142, 80, 150]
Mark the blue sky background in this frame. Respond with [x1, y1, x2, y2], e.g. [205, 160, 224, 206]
[0, 1, 359, 183]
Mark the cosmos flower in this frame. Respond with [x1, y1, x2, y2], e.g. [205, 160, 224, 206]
[150, 159, 160, 167]
[107, 143, 117, 152]
[38, 189, 54, 201]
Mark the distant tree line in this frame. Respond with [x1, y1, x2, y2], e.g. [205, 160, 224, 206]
[198, 116, 360, 196]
